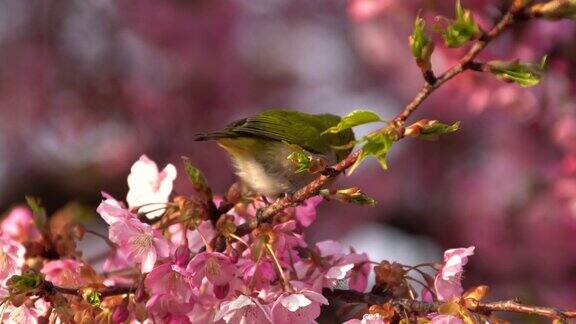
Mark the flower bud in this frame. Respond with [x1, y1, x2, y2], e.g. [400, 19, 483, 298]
[134, 283, 147, 303]
[410, 16, 434, 70]
[174, 245, 191, 267]
[528, 0, 576, 20]
[112, 303, 129, 323]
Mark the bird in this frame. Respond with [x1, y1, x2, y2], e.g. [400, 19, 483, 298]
[195, 109, 355, 197]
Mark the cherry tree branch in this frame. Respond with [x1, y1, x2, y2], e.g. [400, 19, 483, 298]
[324, 289, 576, 321]
[235, 2, 528, 237]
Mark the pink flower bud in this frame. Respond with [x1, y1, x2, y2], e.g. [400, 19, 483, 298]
[174, 245, 191, 267]
[112, 303, 129, 323]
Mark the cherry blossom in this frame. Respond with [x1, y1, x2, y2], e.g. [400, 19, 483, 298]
[41, 259, 87, 288]
[271, 288, 329, 324]
[0, 207, 42, 242]
[126, 155, 177, 219]
[325, 252, 371, 292]
[295, 196, 323, 227]
[430, 314, 464, 324]
[186, 252, 238, 288]
[434, 247, 475, 301]
[0, 235, 26, 285]
[96, 194, 136, 225]
[343, 313, 389, 324]
[108, 217, 171, 273]
[215, 295, 272, 323]
[145, 248, 194, 304]
[2, 298, 49, 324]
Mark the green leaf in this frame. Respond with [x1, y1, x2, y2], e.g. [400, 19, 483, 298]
[85, 291, 102, 307]
[348, 132, 394, 175]
[348, 191, 377, 206]
[487, 58, 545, 87]
[287, 150, 313, 173]
[25, 196, 47, 231]
[437, 0, 480, 48]
[334, 188, 377, 206]
[322, 110, 382, 135]
[7, 272, 42, 294]
[331, 139, 361, 151]
[415, 120, 460, 140]
[181, 156, 212, 197]
[410, 16, 434, 66]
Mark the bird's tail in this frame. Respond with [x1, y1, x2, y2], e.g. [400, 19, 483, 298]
[194, 131, 234, 141]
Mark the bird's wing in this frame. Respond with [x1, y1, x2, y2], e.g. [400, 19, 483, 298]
[196, 110, 341, 154]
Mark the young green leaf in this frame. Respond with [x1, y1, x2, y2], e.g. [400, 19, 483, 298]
[348, 132, 394, 175]
[322, 110, 382, 135]
[7, 271, 42, 294]
[287, 150, 313, 173]
[342, 188, 377, 206]
[287, 147, 328, 174]
[405, 120, 461, 140]
[410, 16, 434, 68]
[84, 290, 102, 307]
[487, 58, 545, 87]
[331, 139, 361, 151]
[25, 195, 47, 231]
[436, 0, 480, 48]
[181, 156, 212, 197]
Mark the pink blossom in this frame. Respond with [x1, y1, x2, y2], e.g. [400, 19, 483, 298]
[295, 196, 323, 227]
[271, 289, 329, 324]
[186, 252, 237, 287]
[324, 252, 371, 292]
[1, 207, 42, 242]
[97, 194, 136, 225]
[109, 218, 171, 273]
[553, 115, 576, 153]
[0, 235, 26, 285]
[2, 298, 49, 324]
[430, 315, 464, 324]
[315, 240, 344, 257]
[238, 259, 276, 290]
[145, 262, 193, 302]
[126, 155, 177, 219]
[434, 247, 475, 301]
[268, 221, 307, 263]
[215, 295, 272, 323]
[168, 220, 215, 252]
[41, 259, 87, 288]
[344, 313, 389, 324]
[102, 248, 131, 272]
[146, 293, 195, 319]
[348, 0, 394, 22]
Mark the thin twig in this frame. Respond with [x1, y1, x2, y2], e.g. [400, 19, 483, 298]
[235, 3, 527, 237]
[324, 289, 576, 321]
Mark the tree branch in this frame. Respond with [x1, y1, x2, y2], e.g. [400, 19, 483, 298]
[235, 3, 528, 237]
[324, 289, 576, 321]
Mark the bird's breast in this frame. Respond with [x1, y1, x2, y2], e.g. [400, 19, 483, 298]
[217, 139, 324, 197]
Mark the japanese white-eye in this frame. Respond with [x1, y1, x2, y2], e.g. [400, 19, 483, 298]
[195, 109, 355, 197]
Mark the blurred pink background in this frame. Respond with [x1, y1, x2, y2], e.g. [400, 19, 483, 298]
[1, 0, 575, 312]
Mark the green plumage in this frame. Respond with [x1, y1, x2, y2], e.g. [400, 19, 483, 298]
[195, 109, 355, 196]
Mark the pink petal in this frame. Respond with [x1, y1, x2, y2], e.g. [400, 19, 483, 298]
[140, 248, 157, 273]
[295, 196, 323, 227]
[430, 315, 464, 324]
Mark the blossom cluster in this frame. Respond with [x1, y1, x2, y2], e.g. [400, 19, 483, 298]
[0, 155, 487, 323]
